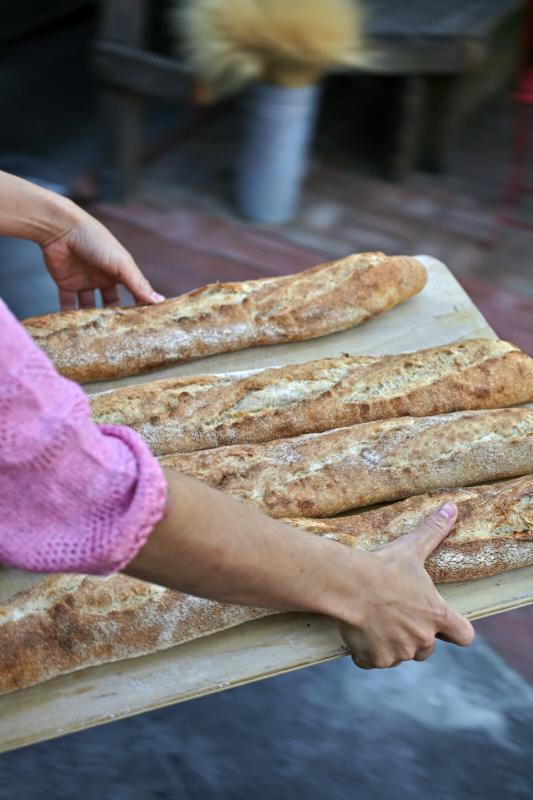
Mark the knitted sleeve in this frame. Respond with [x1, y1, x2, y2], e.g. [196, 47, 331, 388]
[0, 299, 167, 575]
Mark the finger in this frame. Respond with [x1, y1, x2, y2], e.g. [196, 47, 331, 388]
[341, 630, 375, 670]
[413, 641, 435, 662]
[436, 605, 475, 648]
[58, 288, 76, 312]
[401, 503, 458, 562]
[119, 259, 165, 305]
[349, 641, 403, 670]
[352, 653, 405, 670]
[436, 615, 475, 647]
[351, 654, 375, 670]
[77, 289, 96, 309]
[101, 285, 121, 307]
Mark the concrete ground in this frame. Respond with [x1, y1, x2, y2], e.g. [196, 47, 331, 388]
[1, 642, 533, 800]
[2, 7, 533, 799]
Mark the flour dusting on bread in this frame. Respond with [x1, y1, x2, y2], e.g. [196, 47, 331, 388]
[90, 339, 533, 456]
[23, 253, 427, 383]
[160, 409, 533, 517]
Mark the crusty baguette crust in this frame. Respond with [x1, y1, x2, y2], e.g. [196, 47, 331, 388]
[0, 574, 274, 695]
[22, 252, 426, 383]
[90, 339, 533, 456]
[286, 475, 533, 583]
[2, 476, 533, 695]
[160, 408, 533, 517]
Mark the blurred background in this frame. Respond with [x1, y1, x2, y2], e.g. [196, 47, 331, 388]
[2, 1, 533, 798]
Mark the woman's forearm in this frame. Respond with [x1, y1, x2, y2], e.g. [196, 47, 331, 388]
[123, 468, 366, 624]
[124, 468, 475, 669]
[0, 170, 81, 245]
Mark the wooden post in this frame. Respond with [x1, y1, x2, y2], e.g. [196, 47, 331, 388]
[417, 75, 463, 173]
[388, 76, 426, 181]
[96, 0, 150, 200]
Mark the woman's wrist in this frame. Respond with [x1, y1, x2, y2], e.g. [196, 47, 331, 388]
[302, 543, 372, 627]
[0, 171, 82, 246]
[31, 193, 82, 248]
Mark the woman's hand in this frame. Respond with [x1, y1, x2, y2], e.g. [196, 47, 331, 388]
[337, 503, 474, 669]
[41, 213, 165, 311]
[0, 170, 164, 310]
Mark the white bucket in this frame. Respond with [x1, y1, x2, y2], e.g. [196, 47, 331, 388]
[236, 82, 321, 224]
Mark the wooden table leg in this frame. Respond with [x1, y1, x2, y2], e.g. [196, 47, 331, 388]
[417, 74, 463, 173]
[387, 76, 426, 181]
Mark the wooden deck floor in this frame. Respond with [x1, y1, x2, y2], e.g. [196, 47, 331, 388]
[91, 196, 533, 356]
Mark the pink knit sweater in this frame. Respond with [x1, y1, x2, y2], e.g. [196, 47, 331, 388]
[0, 299, 167, 575]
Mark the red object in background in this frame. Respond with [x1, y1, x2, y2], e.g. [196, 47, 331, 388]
[494, 0, 533, 233]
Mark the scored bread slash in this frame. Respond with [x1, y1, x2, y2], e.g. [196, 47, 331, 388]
[1, 475, 533, 695]
[22, 252, 427, 383]
[89, 339, 533, 456]
[160, 408, 533, 518]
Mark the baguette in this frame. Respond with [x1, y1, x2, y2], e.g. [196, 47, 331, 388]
[0, 573, 274, 696]
[90, 339, 533, 456]
[160, 408, 533, 517]
[2, 475, 533, 694]
[22, 252, 426, 383]
[286, 475, 533, 583]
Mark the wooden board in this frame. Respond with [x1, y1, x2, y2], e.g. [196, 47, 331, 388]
[2, 255, 533, 753]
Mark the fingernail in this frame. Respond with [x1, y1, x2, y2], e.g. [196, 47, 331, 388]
[438, 502, 456, 519]
[151, 291, 166, 303]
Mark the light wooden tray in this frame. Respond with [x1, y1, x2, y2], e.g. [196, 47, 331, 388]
[1, 255, 532, 753]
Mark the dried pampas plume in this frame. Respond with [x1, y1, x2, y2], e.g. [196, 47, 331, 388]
[173, 0, 365, 100]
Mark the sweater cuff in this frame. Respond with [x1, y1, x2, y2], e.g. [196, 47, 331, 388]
[86, 425, 168, 575]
